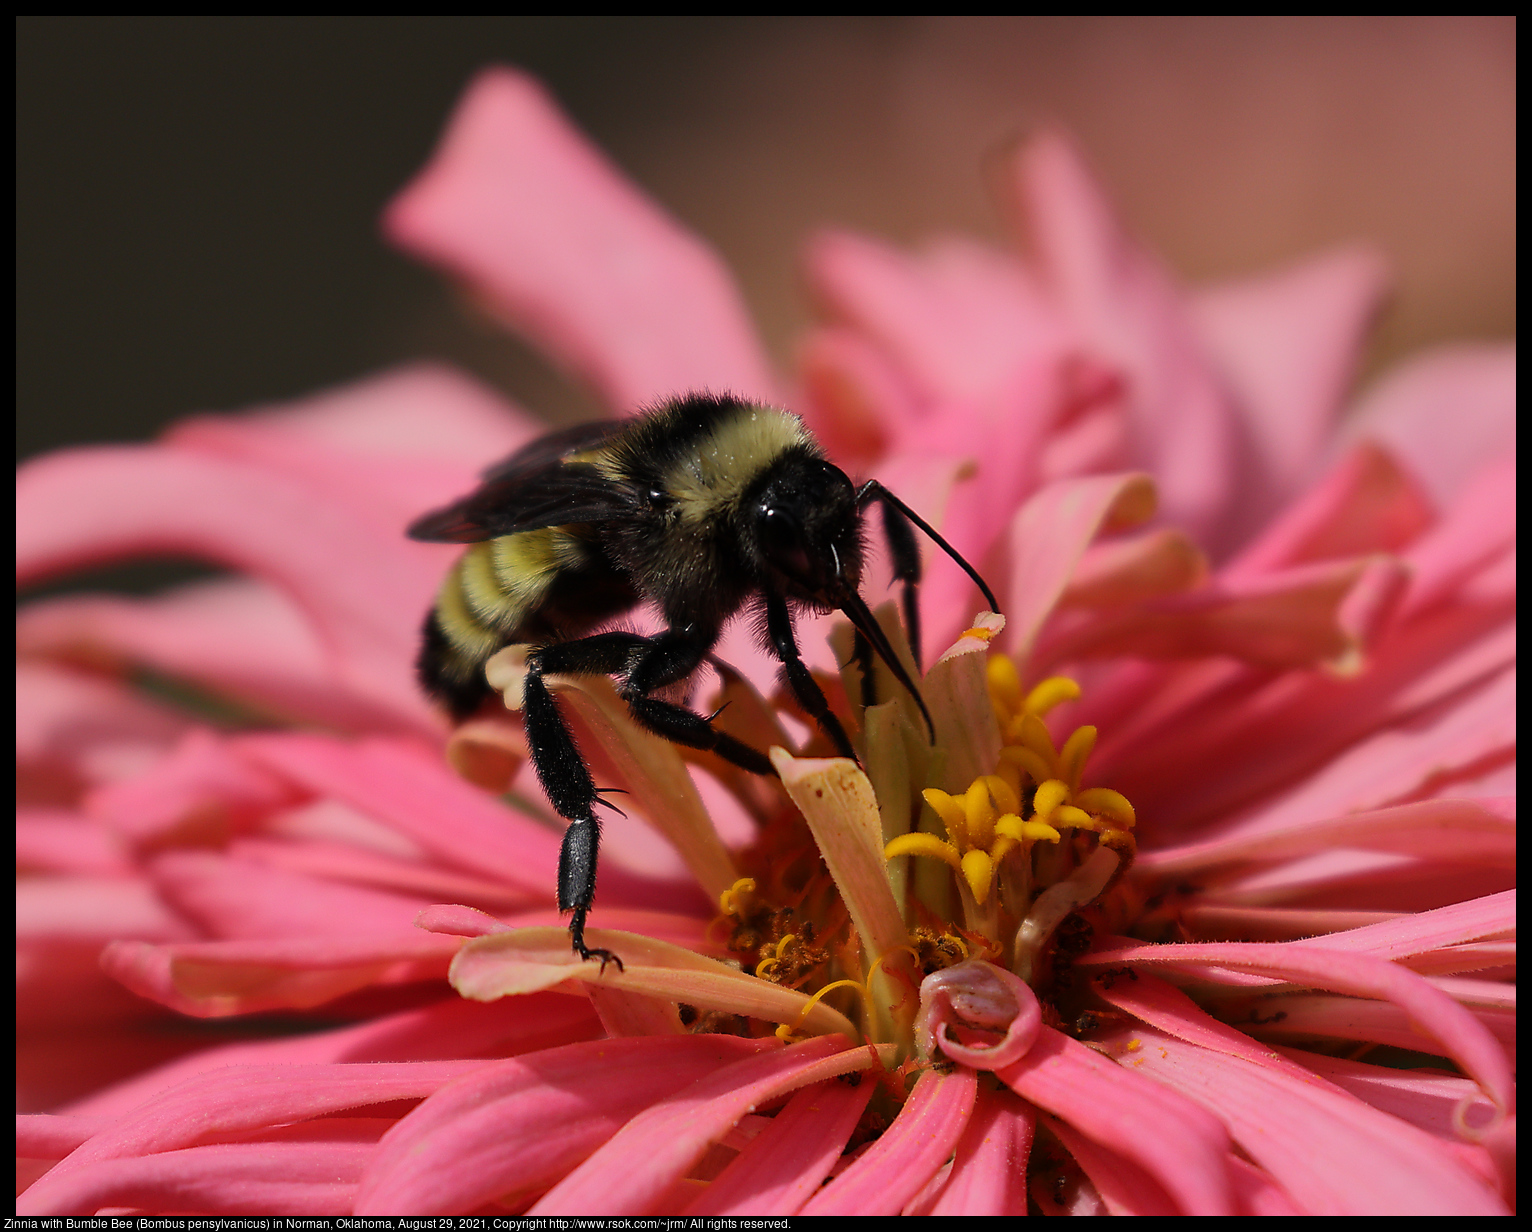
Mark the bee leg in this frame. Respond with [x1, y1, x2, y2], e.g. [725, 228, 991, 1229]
[850, 629, 879, 711]
[610, 626, 776, 776]
[520, 668, 624, 972]
[764, 593, 857, 759]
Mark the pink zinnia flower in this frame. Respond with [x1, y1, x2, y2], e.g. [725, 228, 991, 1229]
[17, 68, 1513, 1216]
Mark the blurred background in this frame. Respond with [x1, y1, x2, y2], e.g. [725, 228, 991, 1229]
[18, 16, 1515, 468]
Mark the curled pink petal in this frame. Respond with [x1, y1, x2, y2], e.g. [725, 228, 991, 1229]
[915, 959, 1041, 1069]
[384, 68, 776, 412]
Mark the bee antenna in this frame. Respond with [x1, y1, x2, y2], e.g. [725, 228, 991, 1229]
[857, 481, 1000, 613]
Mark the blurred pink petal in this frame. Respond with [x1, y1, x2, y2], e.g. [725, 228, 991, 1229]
[803, 1066, 976, 1216]
[1191, 246, 1389, 522]
[681, 1077, 875, 1216]
[356, 1035, 775, 1215]
[17, 809, 132, 876]
[1006, 130, 1238, 551]
[384, 68, 776, 412]
[1340, 344, 1516, 509]
[17, 444, 445, 728]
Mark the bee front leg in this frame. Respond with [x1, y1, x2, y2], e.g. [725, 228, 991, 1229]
[764, 594, 857, 760]
[520, 667, 624, 972]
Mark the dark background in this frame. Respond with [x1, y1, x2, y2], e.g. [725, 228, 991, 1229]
[18, 16, 1516, 465]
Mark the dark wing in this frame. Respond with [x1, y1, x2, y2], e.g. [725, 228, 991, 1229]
[407, 420, 632, 544]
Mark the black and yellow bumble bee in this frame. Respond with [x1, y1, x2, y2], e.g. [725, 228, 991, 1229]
[408, 392, 998, 968]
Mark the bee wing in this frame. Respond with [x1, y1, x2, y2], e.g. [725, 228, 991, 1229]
[407, 421, 631, 544]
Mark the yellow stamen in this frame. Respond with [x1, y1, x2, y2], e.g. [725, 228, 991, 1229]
[777, 977, 869, 1040]
[981, 774, 1021, 817]
[1052, 804, 1101, 831]
[885, 832, 963, 870]
[961, 848, 995, 904]
[961, 623, 999, 644]
[1075, 787, 1136, 829]
[963, 779, 997, 849]
[1059, 726, 1097, 793]
[1024, 675, 1082, 716]
[987, 654, 1023, 717]
[921, 789, 969, 847]
[995, 813, 1061, 845]
[999, 744, 1052, 787]
[1032, 778, 1071, 821]
[718, 877, 757, 915]
[1015, 712, 1060, 765]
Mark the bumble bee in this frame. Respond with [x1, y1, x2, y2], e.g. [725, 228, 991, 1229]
[409, 392, 997, 968]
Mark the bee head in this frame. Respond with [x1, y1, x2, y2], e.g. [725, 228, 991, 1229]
[749, 454, 863, 607]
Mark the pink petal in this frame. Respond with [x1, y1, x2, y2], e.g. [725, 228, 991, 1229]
[17, 578, 402, 733]
[803, 1066, 977, 1216]
[1284, 1047, 1498, 1140]
[19, 1140, 371, 1216]
[1340, 344, 1516, 510]
[1042, 1110, 1183, 1215]
[18, 1060, 486, 1214]
[997, 1026, 1236, 1214]
[356, 1035, 776, 1215]
[1060, 527, 1208, 609]
[913, 1086, 1034, 1216]
[66, 993, 601, 1119]
[17, 809, 132, 876]
[795, 326, 917, 466]
[384, 68, 776, 412]
[145, 849, 437, 939]
[1399, 454, 1516, 619]
[804, 229, 1071, 410]
[100, 932, 462, 1017]
[17, 444, 446, 729]
[1191, 246, 1389, 515]
[989, 472, 1158, 665]
[1094, 1021, 1507, 1215]
[1083, 939, 1512, 1116]
[532, 1035, 879, 1215]
[81, 728, 296, 847]
[1005, 130, 1238, 552]
[17, 660, 189, 791]
[681, 1077, 875, 1216]
[1222, 441, 1435, 582]
[164, 362, 539, 530]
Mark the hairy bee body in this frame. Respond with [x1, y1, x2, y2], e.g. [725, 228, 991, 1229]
[409, 392, 996, 967]
[416, 395, 829, 720]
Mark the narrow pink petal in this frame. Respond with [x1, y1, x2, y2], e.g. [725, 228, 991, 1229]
[17, 875, 194, 944]
[795, 326, 917, 466]
[997, 1026, 1236, 1214]
[17, 444, 445, 728]
[65, 994, 601, 1119]
[531, 1036, 881, 1215]
[1042, 1110, 1182, 1215]
[17, 810, 132, 876]
[989, 472, 1157, 664]
[81, 728, 296, 846]
[1006, 131, 1238, 551]
[1041, 554, 1409, 671]
[18, 1113, 112, 1160]
[1191, 247, 1389, 508]
[682, 1077, 875, 1216]
[1222, 441, 1435, 581]
[1139, 798, 1516, 878]
[18, 1141, 371, 1217]
[17, 660, 189, 789]
[1278, 1047, 1495, 1140]
[1340, 344, 1516, 510]
[804, 1066, 977, 1216]
[1060, 526, 1208, 609]
[916, 1086, 1033, 1216]
[1285, 890, 1514, 959]
[163, 363, 539, 529]
[356, 1035, 775, 1215]
[100, 932, 461, 1017]
[1094, 1022, 1507, 1214]
[17, 578, 402, 733]
[19, 1060, 486, 1213]
[384, 68, 776, 412]
[1082, 939, 1512, 1116]
[145, 849, 437, 939]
